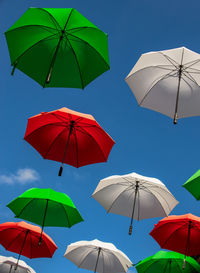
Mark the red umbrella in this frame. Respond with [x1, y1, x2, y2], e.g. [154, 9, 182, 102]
[150, 214, 200, 265]
[0, 221, 57, 267]
[24, 107, 115, 176]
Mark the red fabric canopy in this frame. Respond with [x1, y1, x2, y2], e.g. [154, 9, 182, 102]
[0, 221, 57, 258]
[24, 107, 115, 168]
[150, 214, 200, 256]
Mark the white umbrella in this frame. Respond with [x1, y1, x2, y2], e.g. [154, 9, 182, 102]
[64, 239, 132, 273]
[92, 172, 178, 235]
[0, 256, 36, 273]
[125, 47, 200, 123]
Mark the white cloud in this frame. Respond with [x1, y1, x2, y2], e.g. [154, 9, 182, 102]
[0, 168, 40, 185]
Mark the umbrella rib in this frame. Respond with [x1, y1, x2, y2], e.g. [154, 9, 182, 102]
[30, 229, 33, 258]
[158, 52, 179, 68]
[38, 8, 62, 30]
[106, 186, 133, 213]
[182, 71, 200, 87]
[139, 69, 177, 105]
[67, 32, 109, 68]
[49, 112, 71, 123]
[141, 187, 172, 214]
[67, 26, 104, 33]
[158, 223, 187, 248]
[43, 126, 70, 159]
[60, 203, 71, 227]
[183, 59, 200, 68]
[24, 122, 68, 139]
[106, 251, 129, 272]
[93, 183, 132, 197]
[77, 248, 96, 268]
[174, 259, 184, 273]
[67, 39, 84, 89]
[15, 198, 36, 218]
[5, 229, 26, 251]
[11, 33, 58, 66]
[125, 65, 175, 81]
[5, 25, 58, 35]
[75, 127, 107, 161]
[74, 127, 79, 168]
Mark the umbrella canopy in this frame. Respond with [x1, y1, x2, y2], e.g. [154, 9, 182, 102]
[0, 221, 57, 264]
[5, 8, 110, 88]
[150, 214, 200, 258]
[24, 107, 115, 176]
[125, 47, 200, 124]
[64, 239, 132, 273]
[182, 169, 200, 200]
[136, 251, 200, 273]
[0, 255, 36, 273]
[92, 172, 178, 235]
[7, 188, 83, 243]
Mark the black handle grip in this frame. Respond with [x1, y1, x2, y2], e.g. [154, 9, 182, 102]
[58, 166, 63, 176]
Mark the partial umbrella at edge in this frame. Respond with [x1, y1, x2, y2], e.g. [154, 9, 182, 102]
[136, 251, 200, 273]
[24, 107, 115, 176]
[150, 214, 200, 266]
[0, 221, 57, 267]
[183, 169, 200, 200]
[0, 255, 36, 273]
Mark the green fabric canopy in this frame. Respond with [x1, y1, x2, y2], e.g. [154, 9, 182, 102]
[182, 169, 200, 200]
[7, 188, 83, 228]
[5, 8, 110, 88]
[136, 251, 200, 273]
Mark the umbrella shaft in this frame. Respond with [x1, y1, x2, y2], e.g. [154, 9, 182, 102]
[39, 199, 49, 245]
[185, 220, 192, 257]
[174, 62, 183, 124]
[129, 181, 139, 235]
[94, 248, 101, 273]
[9, 265, 13, 273]
[46, 32, 64, 84]
[62, 121, 74, 164]
[16, 230, 29, 269]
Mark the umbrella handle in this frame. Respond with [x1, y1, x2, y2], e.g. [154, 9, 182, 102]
[58, 165, 63, 176]
[173, 113, 178, 124]
[182, 258, 186, 269]
[129, 225, 133, 235]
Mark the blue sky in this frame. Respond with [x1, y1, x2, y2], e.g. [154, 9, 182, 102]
[1, 0, 200, 272]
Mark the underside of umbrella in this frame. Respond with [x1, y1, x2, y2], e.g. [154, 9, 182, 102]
[125, 47, 200, 123]
[92, 172, 178, 235]
[5, 8, 110, 88]
[64, 239, 132, 273]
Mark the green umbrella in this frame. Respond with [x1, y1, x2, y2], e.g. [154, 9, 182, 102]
[7, 188, 83, 243]
[5, 8, 109, 88]
[182, 169, 200, 200]
[136, 251, 200, 273]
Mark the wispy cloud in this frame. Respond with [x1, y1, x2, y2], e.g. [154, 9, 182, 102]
[0, 168, 40, 185]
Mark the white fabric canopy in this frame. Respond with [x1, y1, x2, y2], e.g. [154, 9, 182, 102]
[0, 256, 36, 273]
[64, 239, 132, 273]
[125, 47, 200, 123]
[92, 172, 178, 234]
